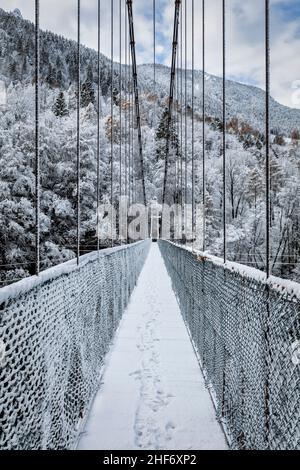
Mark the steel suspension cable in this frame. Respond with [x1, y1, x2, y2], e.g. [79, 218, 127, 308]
[175, 19, 179, 203]
[222, 0, 227, 263]
[175, 45, 179, 202]
[184, 0, 187, 241]
[178, 21, 181, 201]
[132, 67, 135, 204]
[119, 0, 122, 206]
[153, 0, 157, 210]
[153, 0, 156, 132]
[129, 81, 132, 206]
[192, 0, 195, 239]
[202, 0, 206, 252]
[173, 80, 177, 202]
[111, 0, 114, 246]
[162, 0, 181, 205]
[126, 0, 147, 207]
[174, 59, 177, 199]
[35, 0, 40, 275]
[77, 0, 81, 263]
[265, 0, 271, 278]
[180, 3, 184, 241]
[125, 3, 128, 201]
[97, 0, 101, 253]
[131, 69, 136, 205]
[128, 40, 132, 206]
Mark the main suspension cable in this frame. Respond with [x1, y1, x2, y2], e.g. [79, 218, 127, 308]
[162, 0, 181, 205]
[126, 0, 147, 206]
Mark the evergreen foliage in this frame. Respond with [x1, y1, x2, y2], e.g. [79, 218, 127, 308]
[52, 91, 69, 117]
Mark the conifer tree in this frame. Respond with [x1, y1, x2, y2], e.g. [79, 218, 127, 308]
[46, 64, 57, 87]
[53, 91, 69, 117]
[81, 79, 95, 107]
[155, 109, 179, 161]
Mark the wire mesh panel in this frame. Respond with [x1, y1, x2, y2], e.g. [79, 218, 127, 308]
[0, 239, 150, 450]
[158, 240, 300, 450]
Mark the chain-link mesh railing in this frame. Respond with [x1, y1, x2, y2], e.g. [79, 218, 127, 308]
[0, 240, 150, 450]
[158, 240, 300, 450]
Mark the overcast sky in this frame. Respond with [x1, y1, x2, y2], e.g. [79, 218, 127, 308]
[1, 0, 300, 108]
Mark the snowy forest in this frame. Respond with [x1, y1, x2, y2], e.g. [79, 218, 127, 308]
[1, 7, 300, 285]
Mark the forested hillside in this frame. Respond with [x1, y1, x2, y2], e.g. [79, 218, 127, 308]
[0, 8, 300, 284]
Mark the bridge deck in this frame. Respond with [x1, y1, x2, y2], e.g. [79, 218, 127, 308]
[78, 243, 227, 450]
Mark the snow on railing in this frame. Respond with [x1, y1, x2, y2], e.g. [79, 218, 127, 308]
[0, 240, 151, 450]
[158, 240, 300, 450]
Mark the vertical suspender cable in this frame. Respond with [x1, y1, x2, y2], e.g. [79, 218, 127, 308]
[180, 2, 184, 240]
[125, 4, 128, 202]
[192, 0, 195, 239]
[175, 35, 177, 198]
[174, 66, 177, 199]
[153, 0, 157, 210]
[77, 0, 81, 264]
[119, 0, 122, 206]
[128, 44, 132, 205]
[222, 0, 227, 263]
[202, 0, 206, 252]
[176, 30, 179, 198]
[111, 0, 114, 246]
[173, 94, 176, 202]
[119, 0, 123, 243]
[97, 0, 101, 253]
[184, 0, 187, 201]
[264, 2, 271, 439]
[177, 26, 180, 200]
[131, 89, 134, 205]
[153, 0, 156, 132]
[129, 73, 132, 205]
[265, 0, 271, 278]
[132, 63, 135, 204]
[175, 20, 179, 204]
[35, 0, 40, 276]
[184, 0, 187, 241]
[132, 69, 135, 204]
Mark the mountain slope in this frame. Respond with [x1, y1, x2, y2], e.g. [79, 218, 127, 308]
[1, 8, 300, 135]
[138, 63, 300, 135]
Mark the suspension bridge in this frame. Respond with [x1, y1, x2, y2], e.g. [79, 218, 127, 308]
[0, 0, 299, 451]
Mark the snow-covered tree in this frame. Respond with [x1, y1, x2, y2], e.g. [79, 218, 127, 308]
[52, 91, 69, 117]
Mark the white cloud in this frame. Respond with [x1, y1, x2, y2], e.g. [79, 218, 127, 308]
[1, 0, 299, 108]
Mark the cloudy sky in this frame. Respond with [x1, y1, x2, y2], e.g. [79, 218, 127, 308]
[1, 0, 300, 108]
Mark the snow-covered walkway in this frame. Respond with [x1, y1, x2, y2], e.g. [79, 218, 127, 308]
[78, 243, 227, 450]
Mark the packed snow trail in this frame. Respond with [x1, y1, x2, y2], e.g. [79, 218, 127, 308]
[78, 243, 227, 450]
